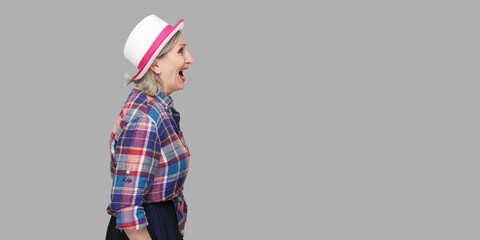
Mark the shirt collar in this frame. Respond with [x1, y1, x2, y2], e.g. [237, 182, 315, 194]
[154, 91, 174, 109]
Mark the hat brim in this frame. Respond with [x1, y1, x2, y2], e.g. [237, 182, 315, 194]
[131, 19, 184, 80]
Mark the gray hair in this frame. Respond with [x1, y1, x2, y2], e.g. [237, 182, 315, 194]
[126, 31, 182, 96]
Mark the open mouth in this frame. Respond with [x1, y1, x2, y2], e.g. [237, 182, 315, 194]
[179, 70, 185, 81]
[179, 66, 188, 81]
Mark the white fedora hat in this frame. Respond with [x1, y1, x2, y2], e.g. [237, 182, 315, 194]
[124, 15, 184, 80]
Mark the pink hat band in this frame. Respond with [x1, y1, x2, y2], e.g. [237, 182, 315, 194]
[124, 15, 184, 80]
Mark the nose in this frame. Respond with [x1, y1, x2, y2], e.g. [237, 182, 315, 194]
[185, 50, 194, 64]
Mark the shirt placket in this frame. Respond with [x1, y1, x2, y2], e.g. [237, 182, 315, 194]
[167, 107, 188, 150]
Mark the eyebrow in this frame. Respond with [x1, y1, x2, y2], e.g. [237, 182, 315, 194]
[178, 43, 188, 47]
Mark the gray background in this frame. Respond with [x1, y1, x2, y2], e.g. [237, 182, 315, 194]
[0, 0, 478, 239]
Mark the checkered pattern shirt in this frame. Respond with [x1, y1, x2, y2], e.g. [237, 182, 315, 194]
[107, 89, 190, 234]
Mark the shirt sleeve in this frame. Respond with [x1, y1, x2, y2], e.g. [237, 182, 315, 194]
[108, 116, 160, 229]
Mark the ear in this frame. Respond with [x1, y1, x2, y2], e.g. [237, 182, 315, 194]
[149, 58, 161, 74]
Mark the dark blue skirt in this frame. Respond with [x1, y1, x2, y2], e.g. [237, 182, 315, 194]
[106, 201, 183, 240]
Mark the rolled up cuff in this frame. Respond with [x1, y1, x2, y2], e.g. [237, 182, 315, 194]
[115, 206, 148, 230]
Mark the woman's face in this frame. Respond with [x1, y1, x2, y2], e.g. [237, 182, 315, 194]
[153, 35, 194, 95]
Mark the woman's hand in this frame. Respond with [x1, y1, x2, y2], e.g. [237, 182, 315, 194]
[124, 228, 152, 240]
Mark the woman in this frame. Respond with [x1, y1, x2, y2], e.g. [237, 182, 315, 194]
[105, 15, 194, 240]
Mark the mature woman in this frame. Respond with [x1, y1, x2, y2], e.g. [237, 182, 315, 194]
[105, 15, 194, 240]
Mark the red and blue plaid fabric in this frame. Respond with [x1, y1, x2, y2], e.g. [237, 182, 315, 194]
[107, 89, 190, 234]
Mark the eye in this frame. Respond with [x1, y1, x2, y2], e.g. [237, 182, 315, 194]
[178, 47, 184, 54]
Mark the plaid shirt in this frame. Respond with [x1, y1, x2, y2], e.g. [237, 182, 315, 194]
[107, 89, 190, 234]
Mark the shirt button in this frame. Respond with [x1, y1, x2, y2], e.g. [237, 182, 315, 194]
[126, 170, 130, 174]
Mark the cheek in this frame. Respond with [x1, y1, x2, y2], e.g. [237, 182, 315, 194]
[160, 67, 176, 81]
